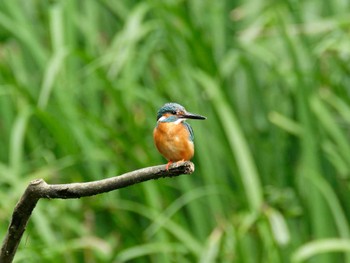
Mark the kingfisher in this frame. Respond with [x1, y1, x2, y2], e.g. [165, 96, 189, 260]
[153, 103, 206, 169]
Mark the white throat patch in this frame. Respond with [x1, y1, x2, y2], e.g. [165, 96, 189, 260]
[158, 116, 185, 124]
[174, 118, 185, 124]
[158, 116, 167, 122]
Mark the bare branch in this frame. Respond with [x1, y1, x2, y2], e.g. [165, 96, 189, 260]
[0, 161, 194, 263]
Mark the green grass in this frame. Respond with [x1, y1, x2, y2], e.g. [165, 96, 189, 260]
[1, 0, 350, 262]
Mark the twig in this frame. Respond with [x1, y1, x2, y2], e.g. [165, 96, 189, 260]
[0, 161, 194, 263]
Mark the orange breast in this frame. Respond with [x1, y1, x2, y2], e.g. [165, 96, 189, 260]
[153, 122, 194, 162]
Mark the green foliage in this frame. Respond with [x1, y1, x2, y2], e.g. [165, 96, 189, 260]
[1, 0, 350, 262]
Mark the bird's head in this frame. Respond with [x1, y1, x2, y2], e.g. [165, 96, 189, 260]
[156, 103, 206, 123]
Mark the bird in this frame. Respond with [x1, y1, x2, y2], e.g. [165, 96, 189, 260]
[153, 102, 206, 170]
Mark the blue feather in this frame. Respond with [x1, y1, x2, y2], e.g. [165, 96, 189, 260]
[156, 103, 185, 120]
[182, 121, 194, 142]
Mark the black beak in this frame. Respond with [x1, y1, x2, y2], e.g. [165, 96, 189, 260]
[180, 111, 206, 120]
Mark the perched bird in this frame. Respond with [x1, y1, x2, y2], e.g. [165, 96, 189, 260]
[153, 103, 206, 169]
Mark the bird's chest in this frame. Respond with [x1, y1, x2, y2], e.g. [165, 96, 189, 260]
[153, 122, 194, 161]
[155, 122, 187, 142]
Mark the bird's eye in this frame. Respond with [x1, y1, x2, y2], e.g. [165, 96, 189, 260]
[171, 110, 177, 115]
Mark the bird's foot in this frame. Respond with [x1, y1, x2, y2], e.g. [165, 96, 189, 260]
[165, 159, 185, 171]
[166, 161, 173, 170]
[166, 160, 186, 170]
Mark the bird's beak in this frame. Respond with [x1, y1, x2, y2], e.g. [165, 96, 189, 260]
[180, 111, 206, 120]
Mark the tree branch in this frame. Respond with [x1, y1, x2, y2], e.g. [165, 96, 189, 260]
[0, 161, 194, 263]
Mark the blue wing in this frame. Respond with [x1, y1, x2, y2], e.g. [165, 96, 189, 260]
[182, 121, 194, 142]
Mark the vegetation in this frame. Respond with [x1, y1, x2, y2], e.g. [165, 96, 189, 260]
[1, 0, 350, 262]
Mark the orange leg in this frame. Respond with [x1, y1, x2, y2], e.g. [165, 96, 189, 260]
[166, 160, 173, 170]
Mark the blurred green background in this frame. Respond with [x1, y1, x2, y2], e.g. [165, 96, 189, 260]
[1, 0, 350, 262]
